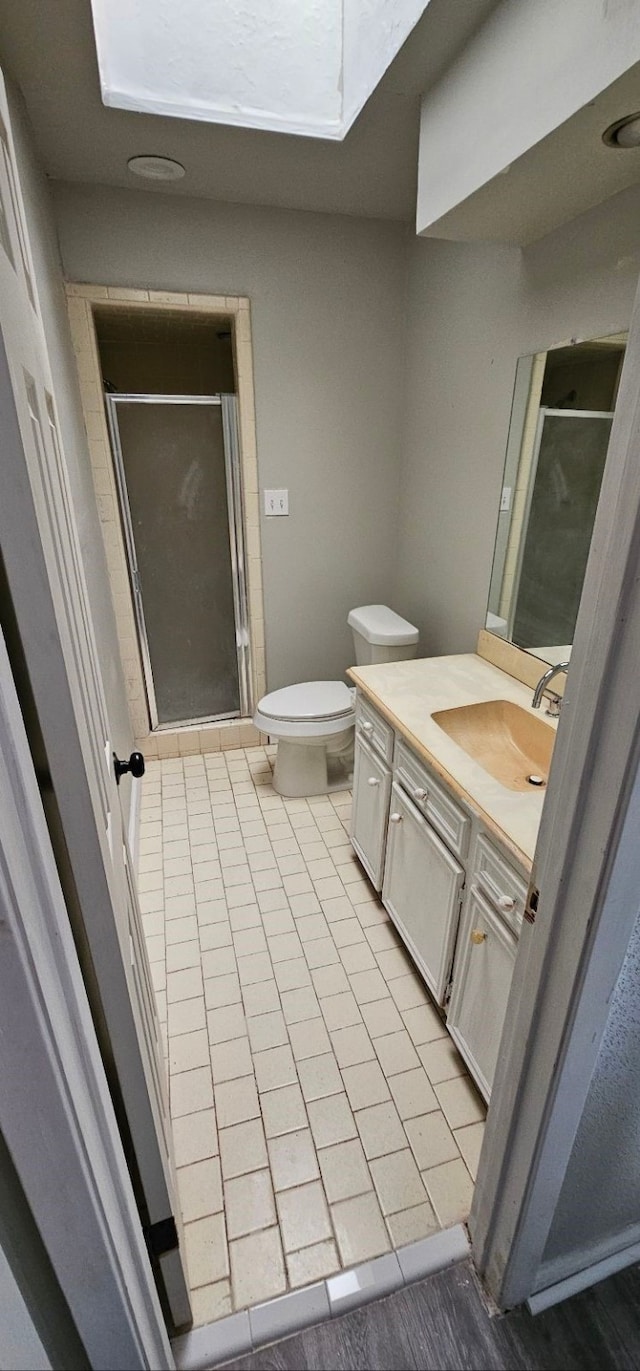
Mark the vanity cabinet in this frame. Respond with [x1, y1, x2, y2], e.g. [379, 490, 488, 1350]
[447, 836, 527, 1097]
[350, 690, 530, 1101]
[351, 733, 392, 889]
[446, 887, 518, 1099]
[382, 782, 464, 1005]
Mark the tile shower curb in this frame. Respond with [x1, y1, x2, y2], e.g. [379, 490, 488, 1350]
[172, 1224, 470, 1368]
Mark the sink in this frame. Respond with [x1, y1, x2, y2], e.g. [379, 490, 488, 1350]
[431, 699, 555, 793]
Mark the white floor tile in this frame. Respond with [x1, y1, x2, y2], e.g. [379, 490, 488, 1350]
[139, 749, 483, 1318]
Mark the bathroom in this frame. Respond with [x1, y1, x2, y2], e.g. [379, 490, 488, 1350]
[56, 197, 635, 1327]
[2, 2, 640, 1364]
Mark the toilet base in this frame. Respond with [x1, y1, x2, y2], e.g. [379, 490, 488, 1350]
[272, 728, 354, 798]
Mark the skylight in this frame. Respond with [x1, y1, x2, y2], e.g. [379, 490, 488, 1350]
[90, 0, 429, 140]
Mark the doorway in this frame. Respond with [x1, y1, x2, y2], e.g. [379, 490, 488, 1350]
[66, 287, 267, 753]
[106, 392, 251, 728]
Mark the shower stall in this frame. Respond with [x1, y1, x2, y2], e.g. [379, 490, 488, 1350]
[106, 393, 251, 729]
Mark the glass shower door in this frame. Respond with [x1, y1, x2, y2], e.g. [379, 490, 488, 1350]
[107, 395, 249, 728]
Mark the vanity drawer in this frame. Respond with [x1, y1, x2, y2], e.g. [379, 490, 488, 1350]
[472, 835, 528, 935]
[355, 694, 394, 763]
[395, 738, 470, 860]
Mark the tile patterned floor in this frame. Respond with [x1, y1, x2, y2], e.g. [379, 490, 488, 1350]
[137, 746, 485, 1327]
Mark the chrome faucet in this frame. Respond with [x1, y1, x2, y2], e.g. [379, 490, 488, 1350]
[532, 661, 570, 715]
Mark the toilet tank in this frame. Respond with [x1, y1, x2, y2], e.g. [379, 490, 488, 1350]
[348, 605, 419, 666]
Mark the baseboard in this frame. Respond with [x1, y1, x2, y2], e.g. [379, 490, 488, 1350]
[528, 1230, 640, 1315]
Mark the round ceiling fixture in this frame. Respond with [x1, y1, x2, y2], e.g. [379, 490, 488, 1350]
[127, 155, 185, 181]
[602, 112, 640, 149]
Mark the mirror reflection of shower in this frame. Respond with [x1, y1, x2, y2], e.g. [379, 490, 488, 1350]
[486, 333, 626, 665]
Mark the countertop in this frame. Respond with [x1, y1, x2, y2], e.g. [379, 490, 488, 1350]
[348, 653, 557, 870]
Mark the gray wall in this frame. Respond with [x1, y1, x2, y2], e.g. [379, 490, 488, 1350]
[393, 182, 640, 655]
[52, 182, 409, 691]
[49, 171, 640, 686]
[393, 237, 522, 654]
[7, 89, 133, 758]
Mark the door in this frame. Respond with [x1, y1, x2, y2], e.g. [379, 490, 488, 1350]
[447, 886, 518, 1101]
[0, 78, 191, 1327]
[0, 624, 172, 1370]
[382, 782, 464, 1004]
[350, 734, 392, 889]
[106, 393, 251, 728]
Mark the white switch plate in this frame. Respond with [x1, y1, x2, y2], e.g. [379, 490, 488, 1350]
[500, 486, 512, 512]
[264, 489, 289, 516]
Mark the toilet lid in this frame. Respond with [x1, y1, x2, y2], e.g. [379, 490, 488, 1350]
[258, 681, 354, 723]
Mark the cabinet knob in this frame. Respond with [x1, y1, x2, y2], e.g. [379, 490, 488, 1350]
[470, 928, 487, 945]
[367, 777, 381, 787]
[413, 787, 427, 801]
[362, 721, 373, 733]
[498, 896, 515, 913]
[389, 812, 403, 824]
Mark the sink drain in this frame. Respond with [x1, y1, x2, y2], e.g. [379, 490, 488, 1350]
[527, 774, 546, 787]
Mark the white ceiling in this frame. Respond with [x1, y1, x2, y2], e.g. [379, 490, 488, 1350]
[0, 0, 497, 222]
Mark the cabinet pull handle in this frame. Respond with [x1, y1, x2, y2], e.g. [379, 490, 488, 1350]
[471, 928, 487, 945]
[367, 777, 381, 787]
[479, 870, 516, 914]
[413, 787, 427, 801]
[389, 812, 403, 824]
[362, 721, 373, 733]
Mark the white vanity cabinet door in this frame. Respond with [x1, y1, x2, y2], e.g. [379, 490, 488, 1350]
[382, 783, 464, 1005]
[447, 886, 518, 1102]
[350, 735, 392, 890]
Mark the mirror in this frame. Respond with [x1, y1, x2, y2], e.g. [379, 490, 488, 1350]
[486, 332, 627, 665]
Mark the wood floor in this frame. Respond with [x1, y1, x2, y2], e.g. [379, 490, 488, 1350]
[225, 1258, 640, 1370]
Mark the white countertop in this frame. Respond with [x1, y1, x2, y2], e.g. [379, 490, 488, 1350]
[348, 653, 557, 870]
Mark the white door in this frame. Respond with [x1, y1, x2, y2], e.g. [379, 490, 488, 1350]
[382, 782, 464, 1004]
[447, 886, 518, 1101]
[351, 734, 392, 889]
[0, 74, 190, 1326]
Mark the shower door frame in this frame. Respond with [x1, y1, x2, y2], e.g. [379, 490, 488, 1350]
[105, 392, 252, 730]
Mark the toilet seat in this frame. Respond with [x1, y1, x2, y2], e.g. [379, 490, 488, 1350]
[258, 680, 353, 723]
[254, 681, 356, 739]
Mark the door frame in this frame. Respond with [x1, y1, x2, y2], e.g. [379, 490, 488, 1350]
[471, 271, 640, 1308]
[66, 286, 266, 755]
[105, 392, 252, 727]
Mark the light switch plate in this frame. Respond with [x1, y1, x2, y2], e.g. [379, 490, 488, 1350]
[500, 486, 512, 512]
[264, 489, 289, 516]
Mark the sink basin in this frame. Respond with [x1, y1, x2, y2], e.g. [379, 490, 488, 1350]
[431, 699, 555, 793]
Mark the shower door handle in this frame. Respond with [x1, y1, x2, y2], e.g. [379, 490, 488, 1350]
[114, 750, 146, 785]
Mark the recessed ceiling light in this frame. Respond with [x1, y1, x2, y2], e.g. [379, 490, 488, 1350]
[602, 113, 640, 149]
[127, 155, 185, 181]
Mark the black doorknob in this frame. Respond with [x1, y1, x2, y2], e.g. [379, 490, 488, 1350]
[113, 750, 146, 785]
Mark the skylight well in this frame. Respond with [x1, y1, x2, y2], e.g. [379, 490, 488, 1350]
[90, 0, 429, 140]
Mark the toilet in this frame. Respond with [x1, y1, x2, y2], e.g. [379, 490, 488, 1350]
[254, 605, 419, 797]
